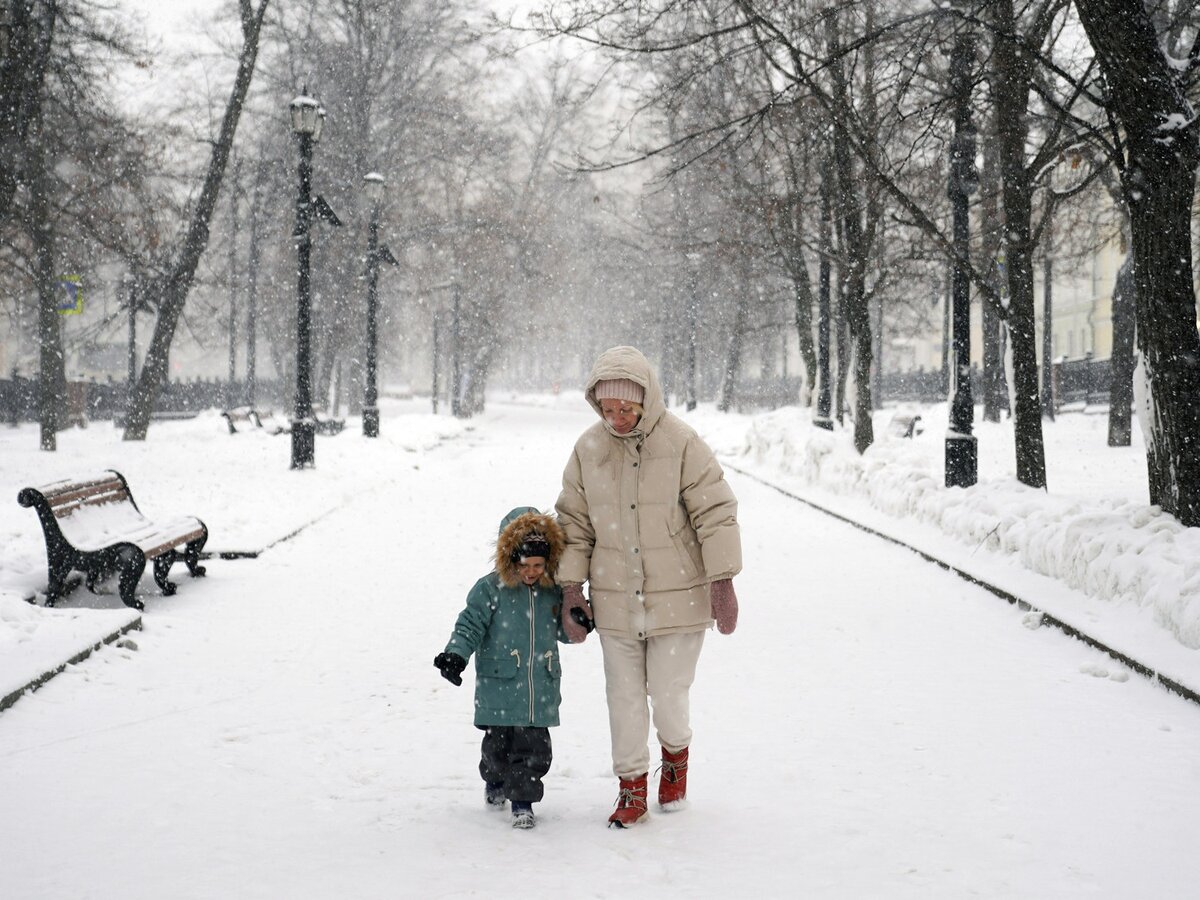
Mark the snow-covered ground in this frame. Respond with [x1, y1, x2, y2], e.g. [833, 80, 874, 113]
[702, 401, 1200, 693]
[2, 396, 1199, 898]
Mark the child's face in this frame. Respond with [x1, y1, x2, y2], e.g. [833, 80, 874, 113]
[518, 557, 546, 585]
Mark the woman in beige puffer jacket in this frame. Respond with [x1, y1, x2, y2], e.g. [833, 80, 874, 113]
[555, 345, 741, 828]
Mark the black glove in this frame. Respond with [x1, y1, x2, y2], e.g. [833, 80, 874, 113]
[434, 651, 467, 686]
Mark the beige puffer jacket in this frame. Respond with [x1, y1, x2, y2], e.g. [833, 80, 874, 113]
[555, 346, 741, 639]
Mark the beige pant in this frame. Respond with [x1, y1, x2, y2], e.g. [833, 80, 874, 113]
[599, 630, 706, 779]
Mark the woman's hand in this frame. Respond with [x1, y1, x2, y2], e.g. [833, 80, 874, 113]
[562, 583, 593, 643]
[710, 579, 739, 635]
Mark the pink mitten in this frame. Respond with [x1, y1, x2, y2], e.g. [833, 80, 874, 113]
[709, 578, 739, 635]
[562, 583, 593, 643]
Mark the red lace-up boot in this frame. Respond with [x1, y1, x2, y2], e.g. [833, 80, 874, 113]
[658, 746, 689, 809]
[607, 774, 649, 828]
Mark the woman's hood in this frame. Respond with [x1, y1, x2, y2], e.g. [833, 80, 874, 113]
[495, 507, 567, 589]
[584, 346, 666, 436]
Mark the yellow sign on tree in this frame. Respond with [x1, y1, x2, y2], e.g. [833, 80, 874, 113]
[56, 275, 84, 315]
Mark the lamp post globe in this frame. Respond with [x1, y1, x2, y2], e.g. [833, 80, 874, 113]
[362, 172, 385, 438]
[289, 91, 324, 469]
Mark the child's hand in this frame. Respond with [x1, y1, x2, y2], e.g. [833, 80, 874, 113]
[434, 652, 467, 686]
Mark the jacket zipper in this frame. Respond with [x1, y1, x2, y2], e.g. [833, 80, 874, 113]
[527, 585, 536, 723]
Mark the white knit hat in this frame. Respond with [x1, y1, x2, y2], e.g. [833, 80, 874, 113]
[594, 378, 645, 404]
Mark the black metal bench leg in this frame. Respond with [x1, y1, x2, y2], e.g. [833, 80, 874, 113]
[118, 549, 147, 610]
[152, 554, 178, 596]
[185, 534, 207, 578]
[45, 555, 73, 608]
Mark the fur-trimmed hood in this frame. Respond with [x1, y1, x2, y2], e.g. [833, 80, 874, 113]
[494, 507, 567, 589]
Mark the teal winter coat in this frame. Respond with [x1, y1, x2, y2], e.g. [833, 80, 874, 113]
[442, 508, 568, 728]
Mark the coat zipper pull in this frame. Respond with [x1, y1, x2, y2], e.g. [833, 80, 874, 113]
[543, 650, 553, 672]
[510, 648, 521, 669]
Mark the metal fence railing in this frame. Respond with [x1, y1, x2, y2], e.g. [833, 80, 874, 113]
[1, 377, 288, 425]
[731, 356, 1114, 412]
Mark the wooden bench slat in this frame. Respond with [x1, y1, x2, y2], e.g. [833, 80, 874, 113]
[36, 473, 122, 493]
[51, 490, 131, 517]
[141, 527, 208, 559]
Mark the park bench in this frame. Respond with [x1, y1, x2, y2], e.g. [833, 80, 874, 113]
[315, 414, 345, 436]
[887, 413, 924, 439]
[221, 406, 262, 434]
[18, 470, 208, 610]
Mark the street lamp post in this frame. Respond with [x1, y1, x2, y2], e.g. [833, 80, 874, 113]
[289, 91, 324, 469]
[944, 4, 978, 488]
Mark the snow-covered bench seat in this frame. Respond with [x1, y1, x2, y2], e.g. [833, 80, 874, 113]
[18, 470, 208, 610]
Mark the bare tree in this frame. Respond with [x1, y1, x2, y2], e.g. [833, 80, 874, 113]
[123, 0, 270, 441]
[1, 0, 159, 448]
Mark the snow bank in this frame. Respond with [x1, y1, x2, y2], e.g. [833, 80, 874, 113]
[727, 405, 1200, 649]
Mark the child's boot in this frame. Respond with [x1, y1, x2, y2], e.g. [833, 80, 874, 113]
[485, 781, 506, 808]
[607, 774, 649, 828]
[658, 746, 689, 809]
[511, 801, 536, 829]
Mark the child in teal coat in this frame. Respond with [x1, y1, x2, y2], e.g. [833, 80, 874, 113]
[434, 507, 569, 829]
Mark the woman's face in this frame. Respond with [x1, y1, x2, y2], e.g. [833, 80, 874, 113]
[600, 399, 641, 435]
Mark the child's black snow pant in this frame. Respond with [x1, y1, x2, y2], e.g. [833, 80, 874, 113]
[479, 725, 553, 803]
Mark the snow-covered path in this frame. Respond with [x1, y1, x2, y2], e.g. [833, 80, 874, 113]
[2, 403, 1199, 898]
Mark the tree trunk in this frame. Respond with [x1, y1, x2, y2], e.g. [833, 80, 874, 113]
[828, 11, 874, 452]
[1128, 163, 1200, 515]
[683, 259, 700, 411]
[31, 141, 63, 452]
[123, 0, 269, 441]
[835, 285, 850, 427]
[814, 160, 834, 429]
[979, 98, 1009, 423]
[990, 0, 1047, 488]
[1107, 251, 1135, 447]
[0, 0, 56, 224]
[718, 290, 747, 413]
[792, 268, 817, 401]
[871, 294, 883, 412]
[245, 170, 262, 408]
[1075, 0, 1200, 523]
